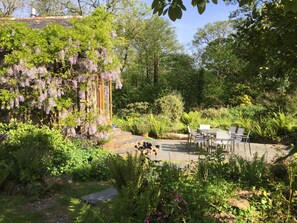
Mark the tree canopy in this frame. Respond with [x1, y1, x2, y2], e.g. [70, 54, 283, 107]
[151, 0, 297, 21]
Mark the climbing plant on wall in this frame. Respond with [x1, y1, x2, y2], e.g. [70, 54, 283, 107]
[0, 8, 122, 140]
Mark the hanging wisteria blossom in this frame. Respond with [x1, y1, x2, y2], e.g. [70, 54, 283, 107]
[0, 11, 122, 140]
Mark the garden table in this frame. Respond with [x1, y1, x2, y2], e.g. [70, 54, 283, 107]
[199, 128, 234, 153]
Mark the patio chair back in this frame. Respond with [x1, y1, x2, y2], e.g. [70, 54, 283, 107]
[228, 126, 237, 133]
[215, 131, 231, 145]
[199, 124, 210, 130]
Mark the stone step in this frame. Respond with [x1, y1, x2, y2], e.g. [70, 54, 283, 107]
[109, 128, 132, 137]
[111, 131, 134, 141]
[104, 129, 154, 153]
[81, 187, 118, 205]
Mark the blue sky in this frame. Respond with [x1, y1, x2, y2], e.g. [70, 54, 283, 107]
[145, 1, 239, 48]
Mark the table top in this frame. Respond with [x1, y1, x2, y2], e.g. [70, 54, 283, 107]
[199, 128, 225, 135]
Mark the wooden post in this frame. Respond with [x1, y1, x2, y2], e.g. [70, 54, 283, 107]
[109, 80, 112, 122]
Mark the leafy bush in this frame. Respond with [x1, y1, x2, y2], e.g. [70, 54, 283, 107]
[116, 116, 150, 135]
[180, 111, 204, 128]
[154, 93, 184, 122]
[120, 102, 150, 117]
[0, 122, 112, 188]
[106, 152, 145, 192]
[147, 114, 168, 139]
[71, 139, 111, 181]
[0, 122, 77, 184]
[200, 107, 230, 119]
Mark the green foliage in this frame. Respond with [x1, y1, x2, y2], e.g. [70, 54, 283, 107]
[69, 198, 111, 223]
[116, 115, 150, 135]
[154, 93, 184, 122]
[0, 122, 111, 190]
[109, 149, 191, 222]
[0, 122, 76, 184]
[147, 114, 168, 139]
[106, 153, 145, 192]
[120, 102, 150, 118]
[70, 139, 111, 181]
[180, 111, 204, 128]
[234, 1, 297, 97]
[162, 54, 204, 110]
[151, 0, 260, 20]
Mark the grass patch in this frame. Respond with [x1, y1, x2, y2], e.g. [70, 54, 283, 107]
[0, 181, 111, 223]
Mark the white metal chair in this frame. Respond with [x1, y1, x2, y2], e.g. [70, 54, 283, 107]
[234, 130, 251, 155]
[187, 126, 197, 146]
[187, 126, 208, 151]
[214, 131, 232, 152]
[199, 124, 211, 137]
[228, 126, 237, 135]
[199, 124, 211, 131]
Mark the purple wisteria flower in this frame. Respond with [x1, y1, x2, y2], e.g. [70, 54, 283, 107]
[15, 98, 19, 107]
[88, 124, 97, 135]
[9, 100, 14, 109]
[0, 76, 7, 83]
[18, 95, 25, 102]
[69, 54, 78, 65]
[72, 80, 78, 89]
[58, 50, 65, 60]
[110, 30, 117, 38]
[78, 90, 86, 100]
[0, 133, 9, 144]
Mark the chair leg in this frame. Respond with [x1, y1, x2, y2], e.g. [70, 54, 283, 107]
[248, 142, 251, 155]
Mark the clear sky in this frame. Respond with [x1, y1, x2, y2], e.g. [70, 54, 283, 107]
[145, 1, 239, 49]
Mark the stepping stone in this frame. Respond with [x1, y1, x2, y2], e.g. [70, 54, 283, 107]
[81, 187, 118, 205]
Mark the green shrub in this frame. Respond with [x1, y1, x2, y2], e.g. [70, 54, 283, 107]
[106, 153, 145, 192]
[116, 116, 150, 135]
[200, 107, 230, 119]
[154, 93, 184, 122]
[119, 102, 150, 118]
[147, 114, 168, 139]
[0, 122, 77, 184]
[70, 141, 111, 181]
[0, 122, 112, 187]
[180, 111, 204, 128]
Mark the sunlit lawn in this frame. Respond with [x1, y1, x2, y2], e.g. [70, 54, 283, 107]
[0, 181, 111, 223]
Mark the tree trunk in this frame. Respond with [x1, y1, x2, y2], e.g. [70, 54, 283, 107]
[153, 52, 159, 85]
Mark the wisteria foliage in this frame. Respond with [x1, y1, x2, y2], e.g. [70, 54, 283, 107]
[0, 8, 121, 139]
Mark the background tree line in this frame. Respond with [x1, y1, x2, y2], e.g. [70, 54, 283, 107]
[1, 0, 297, 116]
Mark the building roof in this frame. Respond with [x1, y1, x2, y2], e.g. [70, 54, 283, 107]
[0, 16, 83, 28]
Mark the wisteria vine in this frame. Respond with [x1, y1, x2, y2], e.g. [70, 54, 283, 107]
[0, 8, 122, 140]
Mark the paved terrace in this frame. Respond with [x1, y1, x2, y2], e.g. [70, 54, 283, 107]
[149, 139, 288, 164]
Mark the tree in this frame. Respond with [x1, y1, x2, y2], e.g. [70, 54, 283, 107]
[233, 1, 297, 96]
[132, 15, 181, 85]
[30, 0, 81, 16]
[192, 20, 233, 66]
[0, 0, 25, 17]
[162, 53, 204, 109]
[29, 0, 144, 16]
[113, 15, 181, 111]
[151, 0, 297, 21]
[191, 20, 246, 106]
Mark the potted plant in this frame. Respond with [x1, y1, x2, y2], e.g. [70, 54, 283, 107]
[135, 117, 150, 137]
